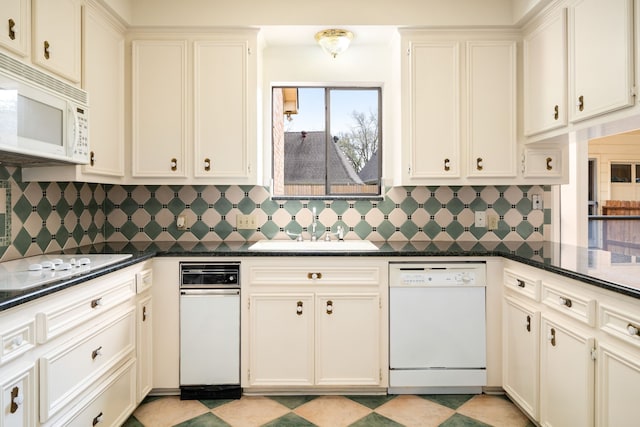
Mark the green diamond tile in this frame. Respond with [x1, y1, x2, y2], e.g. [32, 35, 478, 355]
[35, 229, 49, 251]
[354, 200, 372, 215]
[516, 221, 535, 239]
[440, 413, 492, 427]
[469, 225, 487, 240]
[259, 220, 279, 239]
[346, 395, 397, 409]
[544, 208, 551, 224]
[238, 197, 256, 214]
[143, 198, 163, 216]
[13, 195, 33, 223]
[121, 416, 144, 427]
[492, 222, 510, 239]
[72, 199, 85, 217]
[260, 199, 279, 216]
[174, 412, 230, 427]
[420, 394, 475, 410]
[190, 220, 209, 240]
[117, 198, 136, 216]
[72, 224, 84, 244]
[376, 220, 395, 239]
[516, 198, 532, 215]
[492, 198, 511, 215]
[469, 198, 487, 211]
[423, 221, 441, 239]
[0, 167, 10, 180]
[424, 198, 441, 215]
[214, 220, 234, 239]
[285, 220, 302, 235]
[354, 220, 373, 239]
[120, 222, 139, 240]
[213, 198, 233, 215]
[330, 200, 349, 215]
[283, 200, 303, 215]
[376, 198, 395, 215]
[349, 412, 403, 427]
[103, 223, 115, 239]
[445, 221, 465, 239]
[144, 221, 163, 239]
[87, 223, 100, 240]
[12, 228, 32, 255]
[36, 198, 52, 219]
[198, 399, 236, 410]
[446, 198, 465, 215]
[399, 221, 419, 239]
[268, 396, 318, 409]
[262, 413, 315, 427]
[190, 198, 209, 216]
[400, 197, 418, 215]
[237, 228, 255, 240]
[167, 198, 186, 215]
[308, 200, 324, 213]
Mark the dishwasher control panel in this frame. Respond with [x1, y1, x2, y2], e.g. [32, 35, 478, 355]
[389, 263, 486, 287]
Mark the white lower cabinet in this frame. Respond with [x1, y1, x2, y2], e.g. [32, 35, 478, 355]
[245, 258, 386, 392]
[539, 314, 595, 427]
[596, 342, 640, 427]
[502, 297, 539, 419]
[0, 363, 36, 427]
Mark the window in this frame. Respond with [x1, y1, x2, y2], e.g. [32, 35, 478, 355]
[611, 163, 632, 182]
[271, 86, 381, 198]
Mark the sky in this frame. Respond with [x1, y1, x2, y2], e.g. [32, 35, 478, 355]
[283, 87, 378, 135]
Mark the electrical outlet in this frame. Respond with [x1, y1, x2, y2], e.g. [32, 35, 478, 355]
[532, 194, 543, 210]
[475, 211, 486, 228]
[237, 214, 257, 230]
[176, 214, 186, 230]
[487, 214, 499, 230]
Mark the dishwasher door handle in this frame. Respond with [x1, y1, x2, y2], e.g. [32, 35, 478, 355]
[180, 288, 240, 296]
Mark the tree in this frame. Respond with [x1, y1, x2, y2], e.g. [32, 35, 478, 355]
[336, 110, 378, 173]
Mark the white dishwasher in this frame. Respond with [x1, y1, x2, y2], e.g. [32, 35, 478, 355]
[389, 262, 486, 394]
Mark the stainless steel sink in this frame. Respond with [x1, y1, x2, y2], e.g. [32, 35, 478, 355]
[248, 240, 379, 252]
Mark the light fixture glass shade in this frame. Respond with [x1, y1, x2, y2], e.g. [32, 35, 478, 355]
[315, 29, 354, 58]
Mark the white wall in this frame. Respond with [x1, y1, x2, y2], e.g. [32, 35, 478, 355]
[261, 39, 400, 186]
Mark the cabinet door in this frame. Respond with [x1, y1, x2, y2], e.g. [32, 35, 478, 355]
[316, 293, 380, 386]
[403, 40, 461, 180]
[569, 0, 634, 122]
[0, 364, 36, 427]
[522, 146, 564, 179]
[132, 40, 187, 178]
[596, 342, 640, 427]
[466, 40, 517, 178]
[0, 0, 28, 56]
[32, 0, 82, 82]
[193, 40, 251, 179]
[502, 298, 539, 420]
[249, 294, 314, 386]
[82, 5, 125, 178]
[523, 9, 567, 136]
[136, 295, 152, 403]
[540, 315, 595, 427]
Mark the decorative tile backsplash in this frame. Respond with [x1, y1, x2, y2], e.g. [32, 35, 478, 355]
[0, 165, 551, 262]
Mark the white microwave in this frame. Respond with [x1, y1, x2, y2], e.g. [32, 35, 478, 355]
[0, 52, 89, 165]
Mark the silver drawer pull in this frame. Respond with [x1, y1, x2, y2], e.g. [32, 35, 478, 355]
[93, 412, 104, 426]
[10, 386, 22, 413]
[307, 272, 322, 280]
[627, 323, 640, 337]
[296, 301, 303, 315]
[91, 297, 103, 309]
[558, 296, 572, 308]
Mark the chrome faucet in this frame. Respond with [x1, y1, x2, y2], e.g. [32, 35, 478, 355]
[310, 207, 318, 241]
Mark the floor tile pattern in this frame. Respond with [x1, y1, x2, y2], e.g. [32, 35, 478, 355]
[123, 394, 535, 427]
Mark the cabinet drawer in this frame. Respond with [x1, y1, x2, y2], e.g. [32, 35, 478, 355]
[541, 282, 596, 326]
[36, 276, 135, 343]
[59, 358, 136, 427]
[503, 268, 541, 301]
[600, 303, 640, 348]
[136, 268, 153, 294]
[39, 308, 135, 422]
[248, 265, 382, 286]
[0, 320, 35, 366]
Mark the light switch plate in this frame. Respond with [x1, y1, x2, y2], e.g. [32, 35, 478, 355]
[237, 214, 257, 230]
[475, 211, 486, 228]
[532, 194, 543, 210]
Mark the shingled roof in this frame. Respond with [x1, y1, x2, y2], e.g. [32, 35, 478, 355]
[284, 131, 363, 185]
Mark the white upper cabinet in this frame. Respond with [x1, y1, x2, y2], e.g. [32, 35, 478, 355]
[466, 40, 517, 178]
[193, 40, 254, 179]
[0, 0, 28, 56]
[523, 7, 567, 136]
[569, 0, 634, 122]
[403, 40, 461, 179]
[32, 0, 83, 83]
[131, 32, 257, 183]
[132, 39, 188, 178]
[400, 31, 517, 185]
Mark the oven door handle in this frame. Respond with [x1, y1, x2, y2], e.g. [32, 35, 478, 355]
[180, 288, 240, 296]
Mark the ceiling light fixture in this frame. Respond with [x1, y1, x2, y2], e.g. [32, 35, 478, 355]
[314, 29, 354, 58]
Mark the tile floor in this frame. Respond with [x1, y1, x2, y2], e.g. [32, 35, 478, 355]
[122, 394, 535, 427]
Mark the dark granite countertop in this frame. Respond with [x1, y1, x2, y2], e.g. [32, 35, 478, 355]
[1, 239, 639, 311]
